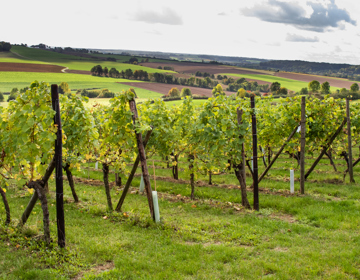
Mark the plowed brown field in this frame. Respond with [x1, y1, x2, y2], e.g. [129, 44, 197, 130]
[0, 62, 65, 73]
[275, 72, 354, 89]
[141, 62, 268, 75]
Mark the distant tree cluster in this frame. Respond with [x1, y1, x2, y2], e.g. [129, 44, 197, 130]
[0, 41, 11, 52]
[223, 76, 269, 93]
[90, 65, 149, 80]
[165, 87, 192, 98]
[257, 60, 360, 82]
[195, 71, 214, 78]
[149, 73, 218, 89]
[79, 88, 116, 98]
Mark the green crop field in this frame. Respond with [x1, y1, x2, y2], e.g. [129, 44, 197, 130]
[0, 72, 162, 100]
[222, 73, 341, 92]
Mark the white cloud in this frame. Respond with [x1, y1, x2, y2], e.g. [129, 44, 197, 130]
[133, 7, 183, 25]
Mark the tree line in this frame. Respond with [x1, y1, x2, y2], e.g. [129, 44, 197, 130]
[0, 41, 11, 52]
[256, 60, 360, 82]
[90, 65, 149, 80]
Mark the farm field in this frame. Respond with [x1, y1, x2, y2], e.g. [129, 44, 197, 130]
[1, 46, 174, 74]
[0, 46, 358, 102]
[0, 72, 162, 99]
[141, 61, 270, 76]
[222, 73, 342, 93]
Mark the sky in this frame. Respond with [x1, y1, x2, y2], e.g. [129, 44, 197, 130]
[3, 0, 360, 64]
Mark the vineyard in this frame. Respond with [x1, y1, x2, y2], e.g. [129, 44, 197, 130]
[1, 81, 360, 279]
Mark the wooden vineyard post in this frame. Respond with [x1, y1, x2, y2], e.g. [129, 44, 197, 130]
[128, 97, 155, 221]
[115, 129, 152, 212]
[236, 108, 251, 209]
[300, 96, 306, 194]
[346, 98, 355, 183]
[251, 97, 259, 211]
[51, 84, 65, 248]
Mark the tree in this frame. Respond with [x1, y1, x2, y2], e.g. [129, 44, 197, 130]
[0, 41, 11, 52]
[109, 67, 118, 78]
[181, 88, 192, 97]
[270, 82, 281, 92]
[340, 88, 347, 94]
[165, 75, 174, 84]
[10, 88, 18, 95]
[321, 81, 330, 94]
[217, 75, 223, 80]
[212, 84, 225, 96]
[350, 83, 359, 92]
[103, 67, 109, 77]
[308, 80, 320, 93]
[237, 88, 246, 98]
[90, 65, 103, 76]
[58, 82, 71, 94]
[129, 57, 138, 64]
[277, 87, 288, 95]
[0, 92, 4, 102]
[125, 69, 133, 79]
[300, 87, 308, 95]
[168, 88, 180, 97]
[90, 66, 97, 76]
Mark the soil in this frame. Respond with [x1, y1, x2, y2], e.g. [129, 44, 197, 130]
[275, 72, 355, 89]
[140, 62, 271, 76]
[0, 62, 65, 73]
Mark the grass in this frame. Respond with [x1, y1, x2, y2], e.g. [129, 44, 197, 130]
[221, 73, 342, 92]
[2, 150, 360, 279]
[0, 72, 162, 98]
[2, 152, 360, 279]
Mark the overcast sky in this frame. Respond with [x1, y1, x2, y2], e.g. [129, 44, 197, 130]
[3, 0, 360, 64]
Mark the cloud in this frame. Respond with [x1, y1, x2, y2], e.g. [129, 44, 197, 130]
[335, 46, 342, 52]
[133, 7, 183, 25]
[218, 12, 227, 16]
[286, 33, 319, 42]
[241, 0, 356, 32]
[145, 30, 162, 36]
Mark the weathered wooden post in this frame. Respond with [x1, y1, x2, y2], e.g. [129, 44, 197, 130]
[251, 96, 259, 211]
[300, 96, 306, 194]
[128, 97, 155, 221]
[51, 84, 65, 248]
[346, 98, 355, 183]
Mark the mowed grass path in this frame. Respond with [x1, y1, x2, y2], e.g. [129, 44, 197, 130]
[222, 73, 341, 92]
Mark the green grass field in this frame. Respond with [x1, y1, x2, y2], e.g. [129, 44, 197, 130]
[222, 73, 341, 92]
[0, 72, 162, 102]
[2, 151, 360, 279]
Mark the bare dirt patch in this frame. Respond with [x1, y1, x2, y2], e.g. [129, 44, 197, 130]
[0, 62, 65, 73]
[72, 261, 115, 280]
[275, 72, 354, 89]
[120, 82, 233, 97]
